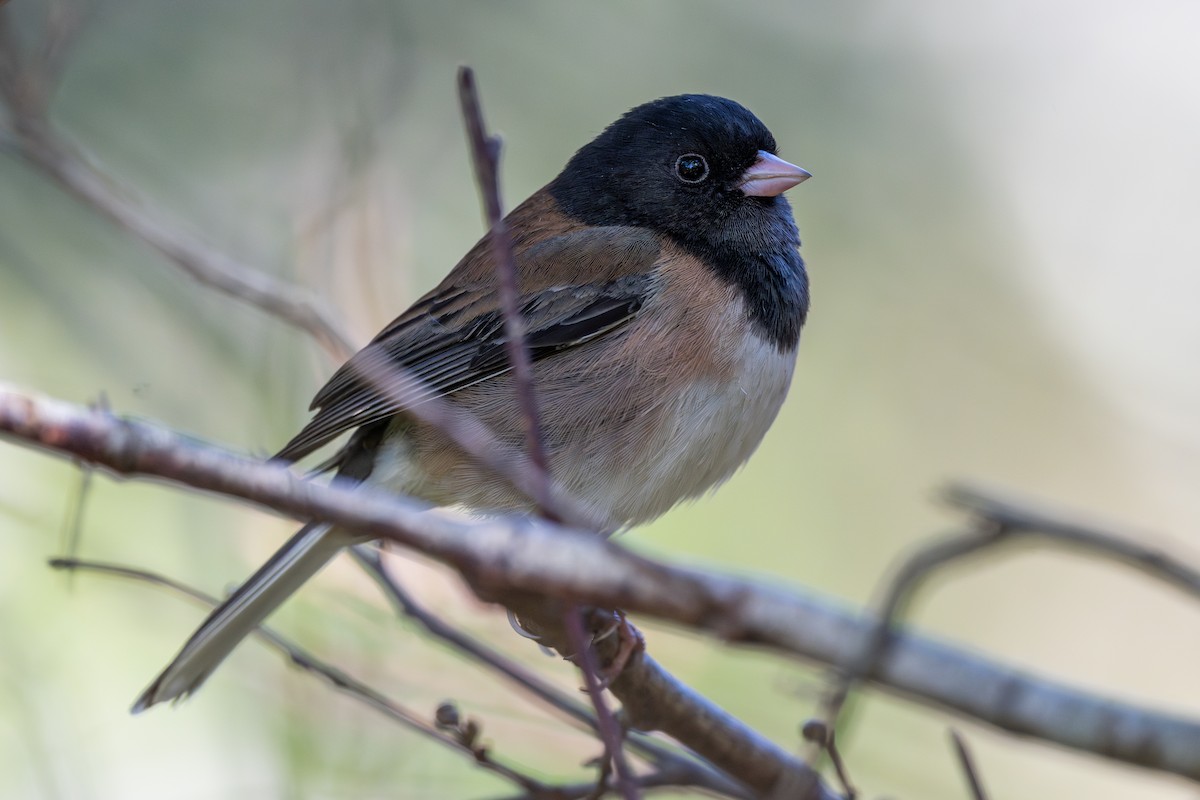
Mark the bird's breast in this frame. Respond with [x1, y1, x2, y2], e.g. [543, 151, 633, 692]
[375, 246, 801, 530]
[605, 325, 796, 524]
[538, 254, 800, 526]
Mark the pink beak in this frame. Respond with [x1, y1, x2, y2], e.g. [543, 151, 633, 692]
[738, 151, 811, 197]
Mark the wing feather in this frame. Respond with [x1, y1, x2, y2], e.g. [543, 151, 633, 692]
[276, 227, 660, 463]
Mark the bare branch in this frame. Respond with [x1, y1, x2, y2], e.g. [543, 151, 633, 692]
[815, 480, 1200, 752]
[948, 729, 990, 800]
[350, 547, 751, 799]
[456, 66, 553, 511]
[47, 558, 559, 796]
[0, 7, 355, 360]
[457, 66, 635, 798]
[1, 385, 832, 796]
[564, 607, 640, 799]
[944, 482, 1200, 599]
[4, 386, 1199, 786]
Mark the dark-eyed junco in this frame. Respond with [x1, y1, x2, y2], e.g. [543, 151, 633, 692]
[134, 94, 810, 710]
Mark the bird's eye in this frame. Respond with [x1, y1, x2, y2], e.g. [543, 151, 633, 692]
[674, 154, 709, 184]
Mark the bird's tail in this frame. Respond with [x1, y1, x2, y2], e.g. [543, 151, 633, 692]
[131, 522, 347, 712]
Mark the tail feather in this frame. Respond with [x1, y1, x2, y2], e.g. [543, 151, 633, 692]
[132, 523, 348, 712]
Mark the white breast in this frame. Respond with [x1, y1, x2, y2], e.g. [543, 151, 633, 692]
[600, 330, 798, 526]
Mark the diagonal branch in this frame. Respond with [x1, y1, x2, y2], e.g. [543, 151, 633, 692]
[350, 546, 751, 799]
[0, 384, 836, 796]
[46, 558, 560, 796]
[949, 729, 990, 800]
[4, 384, 1200, 787]
[0, 7, 355, 361]
[813, 481, 1200, 752]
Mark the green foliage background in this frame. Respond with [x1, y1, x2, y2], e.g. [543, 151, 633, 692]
[2, 1, 1198, 798]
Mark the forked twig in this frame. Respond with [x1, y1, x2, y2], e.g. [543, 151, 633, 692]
[814, 481, 1200, 766]
[944, 482, 1200, 600]
[349, 546, 748, 798]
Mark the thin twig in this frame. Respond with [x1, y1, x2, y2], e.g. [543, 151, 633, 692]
[0, 9, 355, 360]
[812, 522, 1007, 758]
[816, 480, 1200, 752]
[353, 545, 593, 718]
[456, 65, 634, 799]
[47, 557, 556, 796]
[58, 463, 92, 586]
[59, 391, 107, 582]
[944, 481, 1200, 600]
[564, 608, 641, 800]
[948, 729, 989, 800]
[349, 546, 748, 798]
[800, 722, 856, 800]
[456, 66, 554, 516]
[346, 348, 603, 529]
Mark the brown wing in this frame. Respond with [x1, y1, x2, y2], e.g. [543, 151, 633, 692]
[275, 226, 661, 463]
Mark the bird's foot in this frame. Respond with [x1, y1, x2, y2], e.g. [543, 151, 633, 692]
[586, 608, 644, 689]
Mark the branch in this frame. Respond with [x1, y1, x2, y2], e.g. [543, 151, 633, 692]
[944, 482, 1200, 598]
[814, 481, 1200, 748]
[457, 66, 553, 510]
[457, 66, 636, 799]
[46, 558, 560, 796]
[0, 385, 827, 796]
[350, 547, 751, 799]
[4, 385, 1199, 787]
[948, 729, 990, 800]
[0, 7, 355, 360]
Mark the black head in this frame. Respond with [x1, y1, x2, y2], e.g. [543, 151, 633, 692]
[549, 94, 810, 351]
[548, 94, 804, 255]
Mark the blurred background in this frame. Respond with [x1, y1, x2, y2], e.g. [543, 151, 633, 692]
[2, 1, 1199, 797]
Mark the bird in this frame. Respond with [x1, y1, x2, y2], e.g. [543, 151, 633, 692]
[133, 93, 811, 711]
